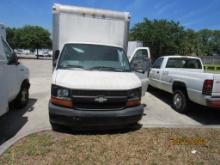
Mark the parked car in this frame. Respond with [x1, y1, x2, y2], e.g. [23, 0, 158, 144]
[149, 55, 220, 113]
[35, 49, 52, 58]
[0, 24, 30, 116]
[49, 4, 151, 129]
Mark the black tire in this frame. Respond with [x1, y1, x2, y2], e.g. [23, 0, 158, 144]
[147, 85, 154, 92]
[51, 123, 61, 131]
[172, 90, 189, 113]
[14, 84, 29, 109]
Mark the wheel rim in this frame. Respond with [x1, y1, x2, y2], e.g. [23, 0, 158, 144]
[174, 93, 182, 109]
[21, 88, 28, 104]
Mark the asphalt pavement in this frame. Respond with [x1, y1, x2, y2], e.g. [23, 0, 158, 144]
[0, 58, 220, 155]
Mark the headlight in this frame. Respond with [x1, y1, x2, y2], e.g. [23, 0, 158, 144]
[57, 88, 69, 98]
[128, 88, 141, 99]
[51, 85, 71, 98]
[51, 85, 73, 108]
[126, 88, 141, 107]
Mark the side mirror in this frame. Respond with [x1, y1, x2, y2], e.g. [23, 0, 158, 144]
[130, 61, 146, 74]
[54, 50, 60, 60]
[135, 69, 145, 74]
[8, 52, 19, 65]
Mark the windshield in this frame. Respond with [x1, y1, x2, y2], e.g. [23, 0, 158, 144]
[57, 44, 131, 72]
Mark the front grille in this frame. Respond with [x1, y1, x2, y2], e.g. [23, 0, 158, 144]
[75, 101, 126, 110]
[72, 90, 128, 97]
[71, 90, 128, 110]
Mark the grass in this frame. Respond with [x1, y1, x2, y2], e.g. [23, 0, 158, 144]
[204, 64, 220, 72]
[0, 128, 219, 165]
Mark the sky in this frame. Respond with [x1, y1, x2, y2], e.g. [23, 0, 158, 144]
[0, 0, 220, 32]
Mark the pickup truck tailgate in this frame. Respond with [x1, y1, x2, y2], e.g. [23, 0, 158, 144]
[212, 74, 220, 96]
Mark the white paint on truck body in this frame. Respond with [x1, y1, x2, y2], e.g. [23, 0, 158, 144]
[53, 69, 141, 90]
[0, 24, 30, 116]
[52, 4, 130, 53]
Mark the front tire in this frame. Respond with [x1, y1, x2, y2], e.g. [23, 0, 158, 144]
[14, 84, 29, 109]
[51, 123, 60, 131]
[172, 90, 189, 113]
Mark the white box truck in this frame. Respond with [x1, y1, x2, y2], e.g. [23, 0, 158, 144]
[0, 24, 30, 116]
[49, 4, 150, 129]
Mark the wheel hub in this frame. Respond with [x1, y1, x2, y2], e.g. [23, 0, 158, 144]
[21, 89, 28, 103]
[174, 94, 182, 109]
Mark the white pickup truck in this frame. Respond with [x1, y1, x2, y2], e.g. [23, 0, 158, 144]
[149, 56, 220, 113]
[0, 24, 30, 116]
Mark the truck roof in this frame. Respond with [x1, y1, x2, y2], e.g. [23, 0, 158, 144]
[64, 42, 123, 49]
[162, 55, 201, 59]
[53, 4, 130, 21]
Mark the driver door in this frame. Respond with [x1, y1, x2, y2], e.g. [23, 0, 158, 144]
[0, 39, 9, 115]
[129, 47, 151, 96]
[1, 37, 18, 101]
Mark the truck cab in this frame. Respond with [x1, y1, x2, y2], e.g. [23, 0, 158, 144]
[0, 24, 30, 116]
[49, 4, 151, 129]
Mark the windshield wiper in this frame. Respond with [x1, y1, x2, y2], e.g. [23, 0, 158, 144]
[60, 64, 87, 70]
[90, 66, 124, 72]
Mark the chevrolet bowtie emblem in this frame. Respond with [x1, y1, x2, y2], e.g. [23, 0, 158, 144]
[94, 96, 107, 103]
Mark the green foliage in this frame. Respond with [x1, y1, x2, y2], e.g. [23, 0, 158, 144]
[130, 18, 220, 59]
[6, 25, 51, 52]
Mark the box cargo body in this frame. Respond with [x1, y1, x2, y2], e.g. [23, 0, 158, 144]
[52, 4, 130, 58]
[0, 24, 6, 40]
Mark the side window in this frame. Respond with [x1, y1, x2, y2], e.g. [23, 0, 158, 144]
[152, 58, 163, 69]
[130, 49, 151, 72]
[166, 58, 184, 68]
[1, 38, 14, 62]
[0, 43, 5, 60]
[0, 53, 4, 60]
[132, 49, 148, 60]
[185, 59, 202, 69]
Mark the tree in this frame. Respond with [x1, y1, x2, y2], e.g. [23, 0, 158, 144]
[6, 25, 52, 59]
[212, 30, 220, 55]
[6, 27, 17, 50]
[19, 26, 51, 58]
[130, 19, 220, 58]
[130, 19, 185, 60]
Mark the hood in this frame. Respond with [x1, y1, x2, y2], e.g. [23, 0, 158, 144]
[53, 69, 141, 90]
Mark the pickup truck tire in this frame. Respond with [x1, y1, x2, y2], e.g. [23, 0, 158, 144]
[172, 90, 189, 113]
[51, 123, 61, 131]
[14, 84, 29, 109]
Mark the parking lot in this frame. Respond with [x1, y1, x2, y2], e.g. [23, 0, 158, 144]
[0, 58, 220, 153]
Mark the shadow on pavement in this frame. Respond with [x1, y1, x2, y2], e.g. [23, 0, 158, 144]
[52, 123, 142, 136]
[148, 87, 220, 125]
[0, 98, 37, 145]
[18, 56, 52, 60]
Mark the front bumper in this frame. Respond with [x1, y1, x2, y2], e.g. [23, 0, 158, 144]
[49, 103, 144, 127]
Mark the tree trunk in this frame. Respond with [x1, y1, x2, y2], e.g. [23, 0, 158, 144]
[37, 49, 39, 59]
